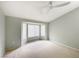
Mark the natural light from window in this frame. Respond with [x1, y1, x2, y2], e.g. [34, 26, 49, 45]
[21, 22, 46, 45]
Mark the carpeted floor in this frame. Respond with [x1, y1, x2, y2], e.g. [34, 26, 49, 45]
[4, 40, 79, 58]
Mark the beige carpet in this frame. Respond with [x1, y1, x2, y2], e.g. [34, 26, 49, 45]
[4, 40, 79, 58]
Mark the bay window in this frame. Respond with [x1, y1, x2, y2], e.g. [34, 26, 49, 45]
[21, 22, 46, 45]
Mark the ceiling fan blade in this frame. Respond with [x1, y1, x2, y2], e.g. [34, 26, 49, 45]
[54, 2, 70, 7]
[40, 1, 70, 14]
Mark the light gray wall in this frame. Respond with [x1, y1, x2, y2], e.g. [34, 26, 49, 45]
[49, 7, 79, 49]
[5, 16, 48, 50]
[0, 9, 5, 57]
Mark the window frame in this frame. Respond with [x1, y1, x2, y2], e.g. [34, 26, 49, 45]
[27, 23, 40, 38]
[21, 22, 46, 45]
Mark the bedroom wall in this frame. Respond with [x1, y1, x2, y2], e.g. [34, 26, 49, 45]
[0, 8, 5, 57]
[49, 7, 79, 49]
[5, 16, 48, 50]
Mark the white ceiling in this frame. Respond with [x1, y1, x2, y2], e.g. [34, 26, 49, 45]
[0, 1, 79, 22]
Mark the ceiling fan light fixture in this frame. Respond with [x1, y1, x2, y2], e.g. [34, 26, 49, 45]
[48, 1, 70, 8]
[41, 1, 71, 14]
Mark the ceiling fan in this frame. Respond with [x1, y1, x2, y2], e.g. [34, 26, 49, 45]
[41, 1, 71, 13]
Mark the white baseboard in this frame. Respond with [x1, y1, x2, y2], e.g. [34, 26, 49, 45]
[50, 40, 79, 52]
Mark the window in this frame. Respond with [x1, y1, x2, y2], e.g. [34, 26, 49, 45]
[21, 22, 46, 45]
[28, 24, 40, 37]
[22, 23, 27, 39]
[21, 23, 27, 45]
[41, 24, 45, 37]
